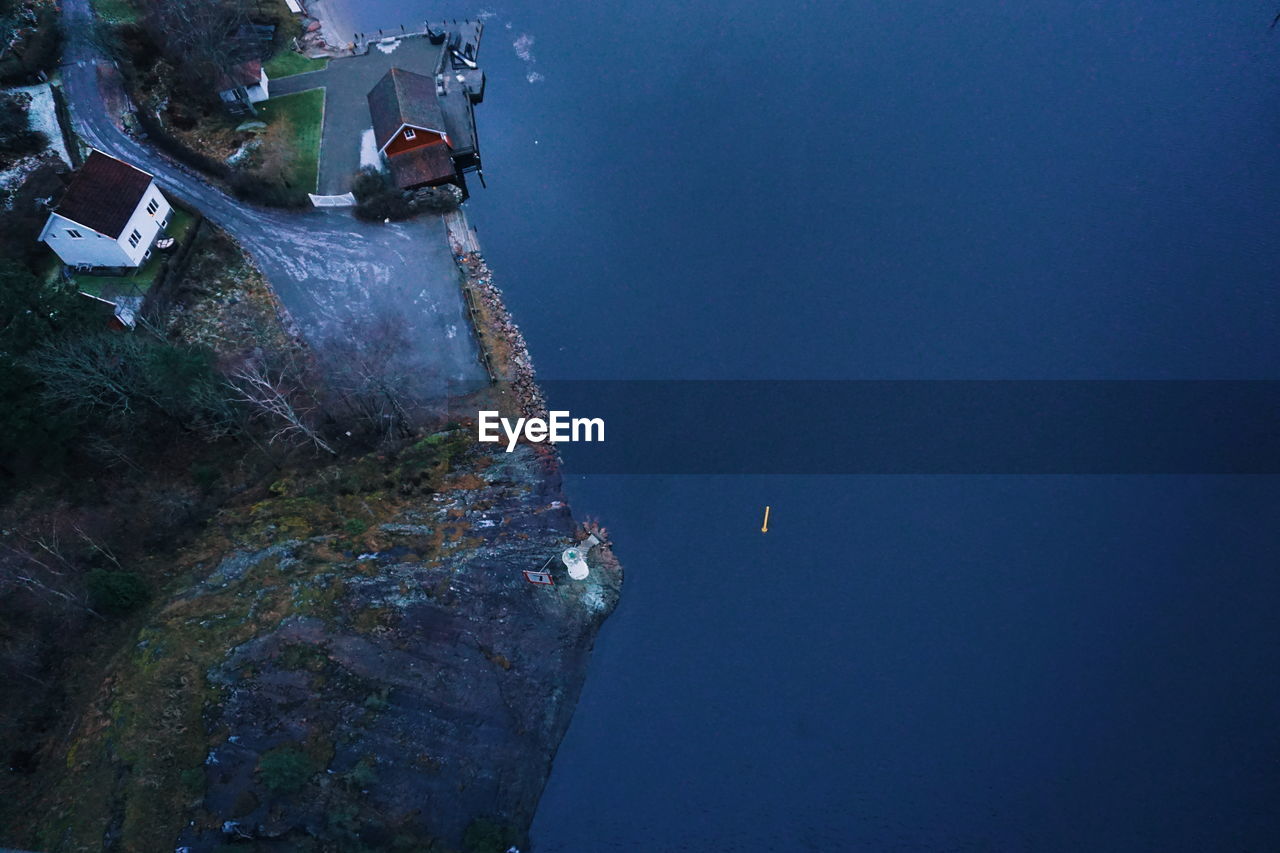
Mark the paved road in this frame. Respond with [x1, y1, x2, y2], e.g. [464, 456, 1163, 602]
[271, 36, 444, 195]
[58, 0, 487, 399]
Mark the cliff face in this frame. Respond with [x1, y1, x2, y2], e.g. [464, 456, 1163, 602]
[30, 435, 620, 853]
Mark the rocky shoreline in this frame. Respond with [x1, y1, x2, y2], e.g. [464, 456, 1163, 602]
[5, 193, 621, 853]
[14, 429, 621, 852]
[175, 443, 623, 851]
[446, 212, 550, 422]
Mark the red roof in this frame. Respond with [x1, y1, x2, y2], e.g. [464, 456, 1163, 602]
[388, 143, 457, 189]
[55, 150, 153, 239]
[217, 59, 263, 91]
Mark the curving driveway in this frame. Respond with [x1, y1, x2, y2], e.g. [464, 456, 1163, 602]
[57, 0, 487, 399]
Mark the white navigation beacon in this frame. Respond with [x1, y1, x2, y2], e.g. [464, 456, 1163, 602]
[562, 533, 600, 581]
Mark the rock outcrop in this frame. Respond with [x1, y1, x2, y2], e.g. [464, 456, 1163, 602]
[30, 436, 620, 853]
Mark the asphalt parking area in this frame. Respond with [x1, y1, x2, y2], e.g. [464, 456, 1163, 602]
[270, 35, 445, 195]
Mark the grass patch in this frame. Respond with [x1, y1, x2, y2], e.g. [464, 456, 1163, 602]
[166, 206, 199, 241]
[258, 745, 318, 794]
[256, 88, 323, 194]
[92, 0, 139, 24]
[67, 207, 198, 298]
[264, 49, 329, 80]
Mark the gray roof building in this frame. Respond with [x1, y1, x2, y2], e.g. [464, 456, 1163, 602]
[367, 68, 449, 152]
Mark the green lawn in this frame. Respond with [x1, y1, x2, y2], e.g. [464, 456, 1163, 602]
[256, 89, 324, 193]
[92, 0, 138, 24]
[67, 207, 198, 298]
[166, 207, 199, 243]
[264, 49, 329, 80]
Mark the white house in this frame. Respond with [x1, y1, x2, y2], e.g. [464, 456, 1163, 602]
[217, 59, 271, 107]
[38, 149, 172, 271]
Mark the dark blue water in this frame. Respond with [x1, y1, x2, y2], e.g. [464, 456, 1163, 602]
[463, 0, 1280, 382]
[530, 476, 1280, 851]
[345, 0, 1280, 848]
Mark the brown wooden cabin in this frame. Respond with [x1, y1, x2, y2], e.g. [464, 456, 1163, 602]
[367, 67, 461, 193]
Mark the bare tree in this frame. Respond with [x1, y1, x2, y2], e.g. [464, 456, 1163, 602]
[84, 434, 145, 472]
[227, 360, 335, 455]
[0, 632, 52, 689]
[138, 0, 254, 98]
[318, 312, 423, 440]
[26, 332, 153, 422]
[0, 536, 91, 613]
[0, 528, 100, 742]
[25, 331, 235, 435]
[75, 526, 124, 570]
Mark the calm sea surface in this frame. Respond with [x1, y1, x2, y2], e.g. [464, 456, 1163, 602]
[335, 1, 1280, 848]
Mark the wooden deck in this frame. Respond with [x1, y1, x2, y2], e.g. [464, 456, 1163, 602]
[444, 208, 481, 255]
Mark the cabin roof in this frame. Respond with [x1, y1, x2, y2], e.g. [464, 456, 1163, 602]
[217, 59, 263, 91]
[367, 67, 447, 150]
[54, 150, 153, 239]
[387, 143, 456, 189]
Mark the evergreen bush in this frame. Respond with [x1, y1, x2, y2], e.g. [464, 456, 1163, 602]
[86, 570, 149, 614]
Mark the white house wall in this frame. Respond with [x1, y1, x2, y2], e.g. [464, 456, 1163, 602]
[114, 181, 170, 266]
[42, 212, 132, 267]
[40, 181, 171, 269]
[220, 69, 270, 104]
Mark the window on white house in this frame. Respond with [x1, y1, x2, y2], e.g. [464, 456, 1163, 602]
[128, 229, 142, 248]
[146, 198, 159, 215]
[66, 229, 82, 238]
[405, 128, 416, 139]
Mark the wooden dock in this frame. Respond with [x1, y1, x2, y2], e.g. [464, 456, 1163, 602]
[444, 209, 481, 255]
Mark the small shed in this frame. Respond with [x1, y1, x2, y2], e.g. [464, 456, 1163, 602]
[217, 60, 271, 111]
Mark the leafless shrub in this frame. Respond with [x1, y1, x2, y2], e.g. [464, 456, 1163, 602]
[227, 360, 335, 455]
[316, 313, 422, 441]
[138, 0, 253, 98]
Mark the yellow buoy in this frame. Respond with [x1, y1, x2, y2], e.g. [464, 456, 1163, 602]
[761, 505, 770, 533]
